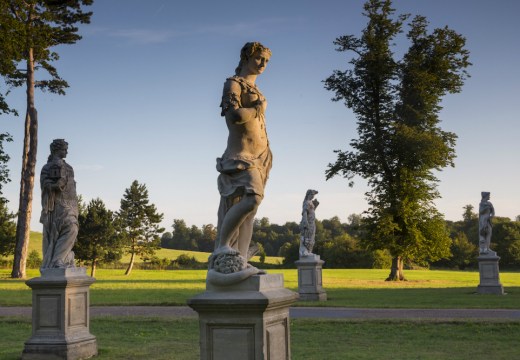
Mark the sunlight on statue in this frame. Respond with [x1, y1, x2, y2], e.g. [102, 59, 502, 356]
[208, 42, 272, 285]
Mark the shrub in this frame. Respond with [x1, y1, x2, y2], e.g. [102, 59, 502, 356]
[27, 250, 42, 269]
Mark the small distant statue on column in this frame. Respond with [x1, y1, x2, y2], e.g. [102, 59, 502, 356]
[40, 139, 79, 269]
[299, 189, 319, 257]
[478, 191, 495, 255]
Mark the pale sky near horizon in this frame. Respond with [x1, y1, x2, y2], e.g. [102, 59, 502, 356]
[2, 0, 520, 233]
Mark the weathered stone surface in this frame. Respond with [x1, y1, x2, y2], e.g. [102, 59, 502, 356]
[478, 191, 495, 255]
[477, 254, 505, 295]
[188, 274, 298, 360]
[296, 255, 327, 301]
[40, 139, 79, 270]
[209, 42, 273, 286]
[299, 190, 319, 257]
[22, 267, 97, 359]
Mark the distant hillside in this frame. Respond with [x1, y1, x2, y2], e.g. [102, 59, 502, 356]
[22, 232, 282, 265]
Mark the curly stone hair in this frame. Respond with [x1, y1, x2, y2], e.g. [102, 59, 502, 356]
[234, 42, 272, 76]
[50, 139, 68, 154]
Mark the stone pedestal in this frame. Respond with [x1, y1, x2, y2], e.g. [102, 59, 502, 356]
[22, 267, 98, 360]
[477, 253, 504, 295]
[295, 254, 327, 301]
[188, 273, 298, 360]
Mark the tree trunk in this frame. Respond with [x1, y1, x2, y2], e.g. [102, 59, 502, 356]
[90, 259, 97, 277]
[12, 47, 37, 279]
[386, 256, 406, 281]
[125, 249, 135, 276]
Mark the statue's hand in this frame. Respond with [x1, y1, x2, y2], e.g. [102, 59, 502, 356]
[256, 98, 267, 113]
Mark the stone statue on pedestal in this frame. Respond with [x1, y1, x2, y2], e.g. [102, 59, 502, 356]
[208, 42, 272, 286]
[476, 191, 504, 294]
[478, 191, 495, 255]
[299, 189, 319, 257]
[23, 139, 98, 359]
[40, 139, 78, 269]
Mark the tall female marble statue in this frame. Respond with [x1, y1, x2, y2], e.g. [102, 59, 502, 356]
[40, 139, 79, 269]
[479, 191, 495, 254]
[208, 42, 272, 284]
[299, 189, 319, 257]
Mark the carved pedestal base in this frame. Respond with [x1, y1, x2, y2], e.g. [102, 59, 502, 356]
[477, 254, 505, 295]
[188, 274, 298, 360]
[22, 268, 98, 360]
[295, 255, 327, 301]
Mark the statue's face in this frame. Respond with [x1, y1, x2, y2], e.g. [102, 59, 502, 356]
[245, 50, 270, 75]
[56, 146, 68, 159]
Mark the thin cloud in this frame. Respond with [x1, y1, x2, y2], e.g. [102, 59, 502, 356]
[88, 16, 304, 45]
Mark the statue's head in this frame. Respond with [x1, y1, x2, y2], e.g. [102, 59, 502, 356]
[481, 191, 490, 200]
[235, 42, 272, 76]
[306, 189, 318, 199]
[50, 139, 68, 158]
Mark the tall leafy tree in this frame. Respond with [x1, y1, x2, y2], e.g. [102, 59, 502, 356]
[324, 0, 470, 280]
[76, 198, 123, 277]
[1, 0, 93, 278]
[117, 180, 164, 276]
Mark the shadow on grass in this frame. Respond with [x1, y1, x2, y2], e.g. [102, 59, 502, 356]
[92, 279, 205, 284]
[299, 286, 520, 309]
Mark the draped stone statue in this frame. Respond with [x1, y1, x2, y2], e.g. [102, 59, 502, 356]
[478, 191, 495, 255]
[208, 42, 272, 285]
[299, 189, 319, 257]
[40, 139, 78, 269]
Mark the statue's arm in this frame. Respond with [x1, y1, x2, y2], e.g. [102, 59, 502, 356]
[221, 80, 265, 124]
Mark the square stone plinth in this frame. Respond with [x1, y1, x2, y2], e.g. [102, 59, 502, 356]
[477, 254, 505, 295]
[295, 255, 327, 301]
[188, 274, 298, 360]
[22, 267, 98, 360]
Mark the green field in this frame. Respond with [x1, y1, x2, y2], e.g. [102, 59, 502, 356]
[1, 268, 519, 308]
[1, 317, 519, 360]
[14, 232, 282, 265]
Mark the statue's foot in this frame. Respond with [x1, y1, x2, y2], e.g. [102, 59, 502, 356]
[246, 263, 266, 275]
[213, 245, 237, 256]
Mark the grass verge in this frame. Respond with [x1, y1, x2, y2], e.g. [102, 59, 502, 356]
[1, 268, 519, 308]
[1, 316, 519, 360]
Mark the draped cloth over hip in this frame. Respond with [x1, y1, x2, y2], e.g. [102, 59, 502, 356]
[216, 146, 272, 200]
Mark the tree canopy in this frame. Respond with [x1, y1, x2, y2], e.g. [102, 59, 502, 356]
[76, 198, 123, 277]
[117, 180, 164, 276]
[1, 0, 93, 278]
[324, 0, 470, 280]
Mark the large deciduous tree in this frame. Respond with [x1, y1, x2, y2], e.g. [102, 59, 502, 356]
[324, 0, 470, 280]
[1, 0, 93, 278]
[76, 198, 123, 277]
[117, 180, 164, 276]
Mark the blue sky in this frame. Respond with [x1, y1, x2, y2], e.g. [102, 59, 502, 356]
[2, 0, 520, 232]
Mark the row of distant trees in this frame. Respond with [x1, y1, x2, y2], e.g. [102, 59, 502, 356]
[160, 210, 520, 271]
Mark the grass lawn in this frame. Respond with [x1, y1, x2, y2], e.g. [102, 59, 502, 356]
[1, 316, 519, 360]
[1, 268, 519, 308]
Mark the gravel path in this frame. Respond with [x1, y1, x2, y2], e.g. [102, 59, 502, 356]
[2, 306, 520, 320]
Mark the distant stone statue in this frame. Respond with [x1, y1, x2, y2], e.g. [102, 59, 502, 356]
[478, 191, 495, 254]
[40, 139, 78, 269]
[299, 190, 319, 257]
[208, 42, 272, 285]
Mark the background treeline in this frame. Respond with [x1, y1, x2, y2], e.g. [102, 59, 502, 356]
[161, 207, 520, 270]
